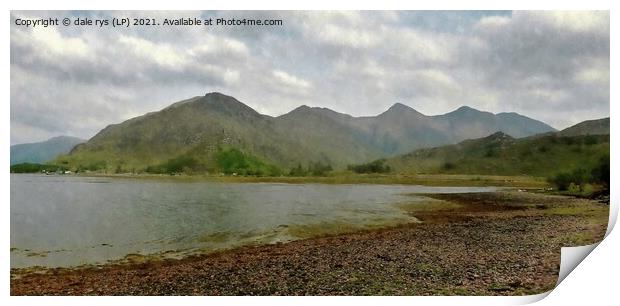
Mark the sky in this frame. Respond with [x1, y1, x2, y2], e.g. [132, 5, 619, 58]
[10, 10, 610, 145]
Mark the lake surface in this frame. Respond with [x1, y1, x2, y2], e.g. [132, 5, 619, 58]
[11, 174, 498, 268]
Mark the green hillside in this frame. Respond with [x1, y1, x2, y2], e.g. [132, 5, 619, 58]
[556, 117, 609, 137]
[387, 132, 609, 177]
[55, 94, 314, 173]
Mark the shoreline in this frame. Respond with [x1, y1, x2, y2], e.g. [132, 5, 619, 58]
[12, 172, 550, 188]
[11, 190, 608, 296]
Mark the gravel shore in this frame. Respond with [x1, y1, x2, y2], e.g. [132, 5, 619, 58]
[10, 191, 608, 296]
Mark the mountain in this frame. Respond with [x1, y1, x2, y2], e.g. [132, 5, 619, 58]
[278, 102, 556, 156]
[61, 93, 381, 173]
[11, 136, 84, 165]
[557, 117, 610, 137]
[56, 92, 556, 173]
[431, 107, 557, 140]
[387, 118, 610, 176]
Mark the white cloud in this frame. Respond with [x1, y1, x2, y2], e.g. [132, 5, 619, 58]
[316, 24, 380, 49]
[574, 68, 609, 85]
[119, 35, 186, 69]
[527, 11, 609, 34]
[272, 70, 312, 91]
[12, 26, 91, 61]
[10, 11, 610, 143]
[412, 69, 458, 90]
[188, 37, 249, 58]
[475, 16, 511, 29]
[393, 29, 456, 64]
[223, 69, 241, 85]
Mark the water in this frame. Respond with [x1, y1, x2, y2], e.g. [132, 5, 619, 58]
[10, 174, 497, 268]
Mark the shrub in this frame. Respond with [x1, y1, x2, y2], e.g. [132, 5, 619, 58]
[549, 155, 609, 191]
[348, 159, 391, 174]
[10, 163, 66, 173]
[442, 161, 456, 171]
[289, 163, 308, 177]
[145, 156, 200, 174]
[215, 148, 280, 176]
[216, 148, 249, 174]
[73, 160, 107, 172]
[550, 172, 572, 191]
[165, 156, 199, 173]
[590, 154, 610, 188]
[584, 135, 599, 145]
[549, 168, 589, 191]
[567, 182, 581, 194]
[309, 161, 333, 176]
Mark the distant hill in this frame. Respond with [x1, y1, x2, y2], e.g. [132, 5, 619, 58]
[557, 117, 610, 137]
[387, 118, 610, 177]
[11, 136, 84, 165]
[55, 92, 556, 173]
[280, 103, 557, 156]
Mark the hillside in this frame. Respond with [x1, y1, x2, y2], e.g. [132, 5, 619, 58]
[387, 123, 610, 177]
[10, 136, 84, 165]
[60, 94, 321, 174]
[557, 117, 610, 137]
[55, 92, 556, 173]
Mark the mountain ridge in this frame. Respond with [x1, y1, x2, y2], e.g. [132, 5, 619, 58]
[11, 136, 84, 165]
[557, 117, 609, 137]
[56, 92, 558, 173]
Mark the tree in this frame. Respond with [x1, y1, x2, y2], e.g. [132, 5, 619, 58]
[289, 163, 307, 176]
[309, 161, 333, 176]
[348, 159, 391, 174]
[591, 155, 610, 188]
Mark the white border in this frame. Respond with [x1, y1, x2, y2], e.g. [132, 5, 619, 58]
[3, 1, 616, 305]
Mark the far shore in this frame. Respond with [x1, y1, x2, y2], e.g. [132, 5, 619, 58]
[18, 172, 550, 188]
[11, 190, 608, 296]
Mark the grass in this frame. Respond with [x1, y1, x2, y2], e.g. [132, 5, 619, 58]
[396, 199, 462, 214]
[10, 163, 67, 173]
[78, 172, 549, 188]
[389, 134, 609, 178]
[285, 218, 417, 239]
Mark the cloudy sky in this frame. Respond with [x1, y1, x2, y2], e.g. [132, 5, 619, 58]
[10, 11, 609, 145]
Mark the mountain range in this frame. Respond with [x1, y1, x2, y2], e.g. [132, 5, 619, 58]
[53, 92, 562, 173]
[10, 136, 84, 165]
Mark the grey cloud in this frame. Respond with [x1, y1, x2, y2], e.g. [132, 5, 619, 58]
[10, 10, 609, 144]
[459, 11, 609, 127]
